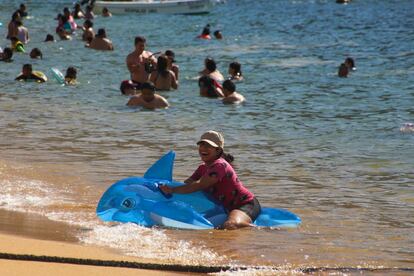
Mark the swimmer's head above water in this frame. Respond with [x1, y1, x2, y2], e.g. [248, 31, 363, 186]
[400, 123, 414, 133]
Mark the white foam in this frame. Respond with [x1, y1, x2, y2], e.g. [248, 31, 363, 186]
[0, 178, 93, 228]
[0, 177, 228, 266]
[0, 179, 60, 211]
[81, 223, 227, 266]
[212, 265, 304, 276]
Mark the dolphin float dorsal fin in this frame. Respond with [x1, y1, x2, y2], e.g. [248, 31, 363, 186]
[144, 151, 175, 181]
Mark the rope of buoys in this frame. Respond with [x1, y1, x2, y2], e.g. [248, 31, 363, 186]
[0, 252, 413, 274]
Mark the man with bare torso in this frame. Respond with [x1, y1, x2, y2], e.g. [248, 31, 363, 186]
[126, 36, 157, 89]
[88, 28, 113, 51]
[127, 82, 169, 109]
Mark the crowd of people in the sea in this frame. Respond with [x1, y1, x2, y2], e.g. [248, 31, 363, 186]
[2, 1, 362, 109]
[2, 2, 249, 107]
[2, 2, 410, 134]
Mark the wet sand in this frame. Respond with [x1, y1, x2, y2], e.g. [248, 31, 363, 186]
[0, 208, 191, 275]
[0, 232, 189, 276]
[0, 209, 78, 242]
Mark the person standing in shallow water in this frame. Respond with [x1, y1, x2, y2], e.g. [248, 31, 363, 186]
[17, 4, 28, 17]
[160, 131, 261, 230]
[7, 12, 21, 40]
[72, 3, 85, 19]
[88, 28, 114, 51]
[165, 50, 179, 80]
[84, 5, 95, 20]
[199, 57, 224, 82]
[222, 80, 245, 104]
[150, 55, 178, 91]
[126, 36, 157, 89]
[16, 21, 29, 44]
[198, 75, 223, 98]
[81, 20, 94, 42]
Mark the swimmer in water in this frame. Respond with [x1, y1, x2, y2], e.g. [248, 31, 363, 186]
[222, 80, 245, 104]
[17, 4, 28, 17]
[15, 64, 46, 82]
[84, 5, 95, 20]
[345, 57, 356, 71]
[336, 0, 351, 3]
[228, 61, 243, 81]
[56, 27, 71, 40]
[72, 3, 85, 19]
[82, 19, 95, 42]
[160, 130, 261, 230]
[165, 50, 179, 80]
[338, 63, 348, 78]
[197, 24, 211, 39]
[120, 80, 140, 96]
[63, 7, 77, 32]
[0, 47, 13, 62]
[64, 66, 77, 85]
[400, 123, 414, 133]
[44, 34, 55, 42]
[127, 82, 169, 109]
[29, 48, 42, 59]
[102, 7, 112, 17]
[88, 28, 114, 51]
[199, 57, 224, 82]
[150, 55, 178, 91]
[213, 30, 223, 40]
[198, 75, 224, 98]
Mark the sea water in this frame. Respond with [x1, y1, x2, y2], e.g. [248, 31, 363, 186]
[0, 0, 413, 272]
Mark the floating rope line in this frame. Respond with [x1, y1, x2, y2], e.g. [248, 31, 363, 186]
[0, 252, 413, 274]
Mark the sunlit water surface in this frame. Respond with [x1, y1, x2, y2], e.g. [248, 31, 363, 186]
[0, 0, 413, 272]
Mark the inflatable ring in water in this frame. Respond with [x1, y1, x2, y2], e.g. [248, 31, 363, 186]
[33, 71, 48, 82]
[16, 71, 48, 83]
[50, 67, 65, 84]
[15, 43, 25, 53]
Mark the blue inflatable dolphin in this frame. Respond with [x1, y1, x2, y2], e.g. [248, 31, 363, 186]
[96, 151, 301, 230]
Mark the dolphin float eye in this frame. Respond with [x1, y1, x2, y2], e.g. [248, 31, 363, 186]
[121, 198, 136, 209]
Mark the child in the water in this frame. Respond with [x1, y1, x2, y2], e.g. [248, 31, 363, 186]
[160, 131, 261, 230]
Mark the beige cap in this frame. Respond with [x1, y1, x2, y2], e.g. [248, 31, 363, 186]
[197, 130, 224, 149]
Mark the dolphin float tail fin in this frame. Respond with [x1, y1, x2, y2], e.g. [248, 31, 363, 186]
[144, 151, 175, 181]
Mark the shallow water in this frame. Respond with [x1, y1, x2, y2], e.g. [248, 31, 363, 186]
[0, 0, 413, 272]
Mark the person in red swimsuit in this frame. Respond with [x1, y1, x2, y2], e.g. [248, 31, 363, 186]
[160, 131, 261, 230]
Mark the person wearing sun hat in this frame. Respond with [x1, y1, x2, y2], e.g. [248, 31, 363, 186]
[160, 131, 261, 230]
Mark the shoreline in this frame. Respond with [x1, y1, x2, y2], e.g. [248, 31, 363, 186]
[0, 231, 191, 275]
[0, 208, 196, 275]
[0, 208, 79, 243]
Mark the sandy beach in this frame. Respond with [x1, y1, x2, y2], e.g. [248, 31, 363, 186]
[0, 232, 189, 276]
